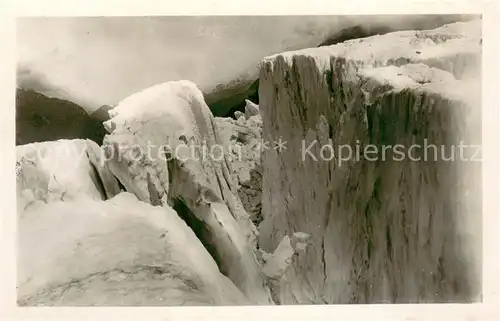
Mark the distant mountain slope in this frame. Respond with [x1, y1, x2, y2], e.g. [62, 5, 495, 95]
[204, 77, 260, 118]
[16, 89, 107, 145]
[90, 105, 113, 122]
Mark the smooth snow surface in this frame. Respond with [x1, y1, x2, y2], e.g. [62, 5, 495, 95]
[18, 192, 248, 306]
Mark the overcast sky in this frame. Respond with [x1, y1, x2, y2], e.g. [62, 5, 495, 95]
[16, 15, 473, 112]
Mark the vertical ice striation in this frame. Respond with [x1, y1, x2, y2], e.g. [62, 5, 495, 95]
[258, 20, 482, 304]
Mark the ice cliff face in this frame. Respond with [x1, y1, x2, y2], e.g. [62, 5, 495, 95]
[258, 20, 482, 303]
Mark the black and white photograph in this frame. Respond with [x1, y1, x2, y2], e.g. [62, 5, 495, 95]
[1, 1, 498, 319]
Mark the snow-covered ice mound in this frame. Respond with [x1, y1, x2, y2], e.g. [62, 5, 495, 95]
[18, 192, 248, 306]
[102, 81, 286, 304]
[16, 83, 309, 306]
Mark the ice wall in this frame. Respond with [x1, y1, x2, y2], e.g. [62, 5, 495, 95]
[258, 20, 482, 304]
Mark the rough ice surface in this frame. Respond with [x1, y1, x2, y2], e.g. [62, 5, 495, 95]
[215, 113, 263, 225]
[258, 20, 482, 304]
[16, 19, 482, 306]
[17, 81, 303, 306]
[18, 192, 248, 306]
[16, 139, 120, 210]
[102, 80, 276, 304]
[244, 99, 260, 119]
[263, 20, 481, 80]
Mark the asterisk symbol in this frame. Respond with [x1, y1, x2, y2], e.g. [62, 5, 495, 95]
[258, 139, 270, 152]
[273, 138, 287, 151]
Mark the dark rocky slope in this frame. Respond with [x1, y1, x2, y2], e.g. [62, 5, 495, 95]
[16, 89, 107, 145]
[205, 78, 260, 118]
[90, 104, 114, 123]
